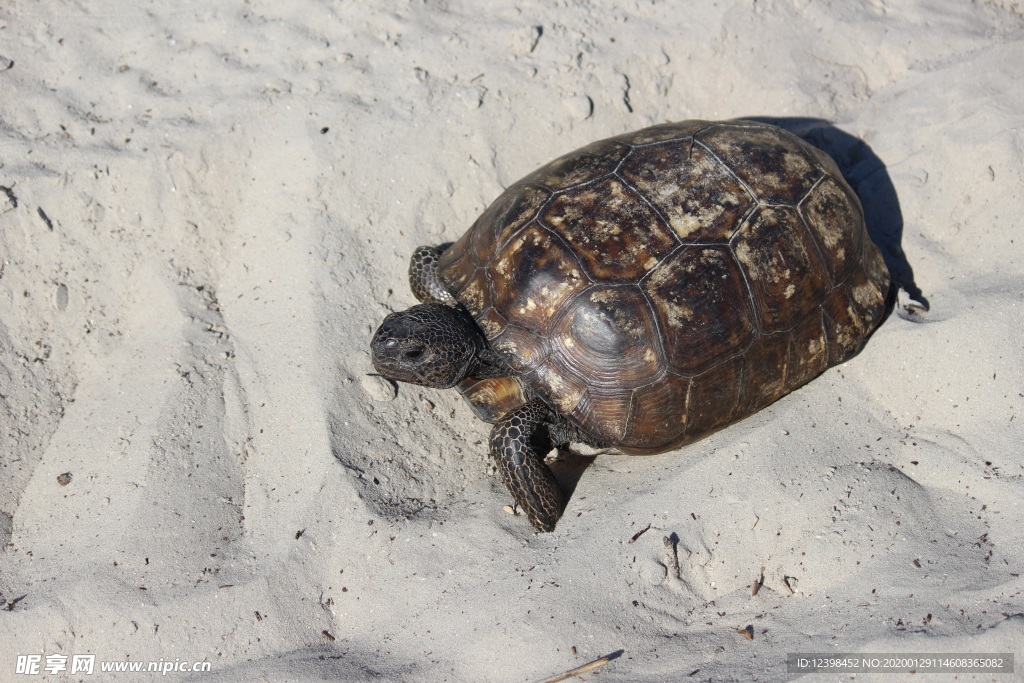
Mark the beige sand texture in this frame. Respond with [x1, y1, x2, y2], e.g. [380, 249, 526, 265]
[2, 0, 1023, 680]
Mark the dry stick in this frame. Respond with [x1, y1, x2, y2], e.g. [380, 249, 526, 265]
[535, 650, 625, 683]
[629, 523, 652, 543]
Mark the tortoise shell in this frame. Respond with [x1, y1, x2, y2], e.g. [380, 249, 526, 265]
[437, 120, 889, 453]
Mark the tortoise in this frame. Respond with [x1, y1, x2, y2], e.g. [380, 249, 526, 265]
[371, 119, 890, 532]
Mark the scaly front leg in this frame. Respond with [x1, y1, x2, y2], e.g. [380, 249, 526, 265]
[408, 245, 457, 306]
[490, 398, 565, 532]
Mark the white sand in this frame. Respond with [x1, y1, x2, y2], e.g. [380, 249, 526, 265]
[2, 0, 1023, 680]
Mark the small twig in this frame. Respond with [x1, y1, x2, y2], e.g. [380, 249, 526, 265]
[628, 523, 652, 543]
[37, 207, 54, 231]
[535, 650, 624, 683]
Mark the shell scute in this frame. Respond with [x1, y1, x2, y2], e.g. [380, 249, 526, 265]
[569, 389, 633, 444]
[732, 206, 831, 333]
[785, 310, 830, 389]
[549, 285, 663, 390]
[490, 324, 548, 374]
[697, 123, 821, 204]
[642, 246, 756, 375]
[488, 223, 589, 332]
[821, 290, 870, 365]
[737, 333, 790, 415]
[542, 177, 677, 281]
[622, 372, 691, 451]
[620, 139, 755, 242]
[528, 359, 587, 416]
[683, 359, 743, 439]
[798, 176, 864, 285]
[518, 139, 630, 191]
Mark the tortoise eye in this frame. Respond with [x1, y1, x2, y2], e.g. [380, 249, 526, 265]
[404, 346, 425, 360]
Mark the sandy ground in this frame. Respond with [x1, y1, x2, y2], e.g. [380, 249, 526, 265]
[2, 0, 1023, 681]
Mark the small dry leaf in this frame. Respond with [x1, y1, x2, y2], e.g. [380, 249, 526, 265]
[57, 472, 72, 486]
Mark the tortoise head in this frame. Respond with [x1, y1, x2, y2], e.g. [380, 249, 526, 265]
[371, 303, 484, 389]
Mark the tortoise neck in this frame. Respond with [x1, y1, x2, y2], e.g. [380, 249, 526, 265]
[471, 346, 513, 380]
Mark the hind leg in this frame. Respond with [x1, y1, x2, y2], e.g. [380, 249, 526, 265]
[409, 246, 457, 306]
